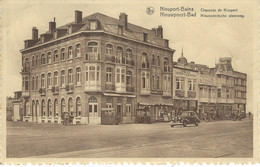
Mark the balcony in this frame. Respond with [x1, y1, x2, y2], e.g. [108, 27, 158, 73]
[51, 86, 59, 95]
[140, 89, 150, 95]
[22, 90, 30, 97]
[66, 84, 74, 93]
[105, 55, 115, 63]
[126, 85, 135, 92]
[163, 91, 171, 97]
[85, 84, 101, 92]
[39, 88, 46, 96]
[163, 65, 171, 72]
[126, 59, 135, 66]
[85, 52, 101, 62]
[105, 84, 115, 91]
[21, 67, 30, 73]
[175, 90, 185, 97]
[188, 91, 196, 98]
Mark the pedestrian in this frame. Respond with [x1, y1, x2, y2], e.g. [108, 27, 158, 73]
[249, 111, 251, 118]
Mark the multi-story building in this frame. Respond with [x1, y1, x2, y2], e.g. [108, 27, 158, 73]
[172, 51, 199, 117]
[20, 11, 174, 124]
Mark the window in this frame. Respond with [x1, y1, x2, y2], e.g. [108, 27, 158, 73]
[126, 104, 131, 116]
[226, 89, 230, 99]
[116, 68, 126, 84]
[68, 98, 73, 115]
[54, 71, 58, 86]
[106, 97, 113, 108]
[164, 57, 169, 72]
[106, 44, 113, 59]
[24, 76, 29, 90]
[41, 74, 45, 88]
[47, 99, 52, 116]
[126, 71, 132, 86]
[152, 54, 155, 65]
[24, 58, 29, 68]
[47, 73, 52, 89]
[36, 76, 39, 90]
[90, 21, 97, 30]
[141, 71, 150, 90]
[61, 98, 65, 114]
[141, 53, 149, 68]
[152, 75, 155, 89]
[157, 55, 160, 66]
[118, 26, 123, 35]
[75, 44, 81, 58]
[76, 97, 81, 117]
[35, 55, 38, 66]
[68, 46, 73, 59]
[86, 42, 99, 60]
[106, 68, 113, 83]
[61, 70, 65, 87]
[32, 56, 35, 67]
[116, 46, 123, 63]
[47, 52, 52, 64]
[54, 99, 58, 117]
[41, 100, 46, 116]
[116, 68, 120, 83]
[126, 49, 133, 64]
[176, 77, 184, 90]
[32, 76, 35, 90]
[68, 69, 73, 84]
[121, 69, 125, 83]
[87, 42, 98, 53]
[188, 79, 196, 91]
[163, 75, 171, 92]
[76, 67, 81, 85]
[85, 65, 100, 83]
[218, 89, 221, 98]
[41, 53, 46, 65]
[60, 48, 65, 61]
[54, 50, 59, 62]
[90, 66, 95, 81]
[156, 76, 160, 89]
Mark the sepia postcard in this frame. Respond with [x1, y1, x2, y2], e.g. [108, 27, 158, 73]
[1, 0, 259, 164]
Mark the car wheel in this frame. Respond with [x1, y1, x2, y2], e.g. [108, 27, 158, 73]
[171, 125, 174, 128]
[183, 122, 187, 127]
[195, 122, 198, 126]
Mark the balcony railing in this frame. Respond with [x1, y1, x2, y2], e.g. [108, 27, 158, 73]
[66, 84, 74, 93]
[126, 86, 135, 92]
[175, 90, 185, 97]
[85, 52, 101, 61]
[39, 88, 46, 96]
[105, 55, 115, 62]
[51, 86, 59, 95]
[188, 91, 196, 98]
[105, 84, 115, 91]
[21, 67, 30, 73]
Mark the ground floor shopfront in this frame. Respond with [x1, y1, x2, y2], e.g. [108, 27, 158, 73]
[173, 99, 198, 117]
[22, 92, 136, 125]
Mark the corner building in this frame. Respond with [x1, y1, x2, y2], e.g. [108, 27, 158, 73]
[20, 11, 174, 124]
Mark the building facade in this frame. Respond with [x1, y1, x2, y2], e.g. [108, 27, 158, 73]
[20, 11, 174, 124]
[172, 52, 199, 118]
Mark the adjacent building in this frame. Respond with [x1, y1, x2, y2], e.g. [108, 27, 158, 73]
[20, 11, 174, 124]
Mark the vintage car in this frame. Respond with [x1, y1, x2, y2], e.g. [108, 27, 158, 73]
[170, 111, 200, 127]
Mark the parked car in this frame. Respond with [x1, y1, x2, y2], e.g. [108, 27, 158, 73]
[170, 111, 200, 127]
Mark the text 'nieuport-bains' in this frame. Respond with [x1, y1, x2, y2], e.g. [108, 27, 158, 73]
[20, 10, 175, 124]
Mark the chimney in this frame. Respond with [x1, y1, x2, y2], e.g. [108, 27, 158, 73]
[157, 25, 163, 38]
[119, 13, 128, 29]
[151, 28, 156, 35]
[143, 33, 148, 42]
[49, 18, 56, 32]
[75, 10, 82, 23]
[32, 27, 38, 40]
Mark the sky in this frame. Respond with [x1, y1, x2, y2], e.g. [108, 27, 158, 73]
[2, 0, 258, 112]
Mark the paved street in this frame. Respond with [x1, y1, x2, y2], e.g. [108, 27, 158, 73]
[6, 119, 253, 158]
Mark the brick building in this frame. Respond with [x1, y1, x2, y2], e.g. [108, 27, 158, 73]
[20, 11, 174, 124]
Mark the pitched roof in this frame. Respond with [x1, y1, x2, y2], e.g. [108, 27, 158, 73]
[35, 12, 169, 48]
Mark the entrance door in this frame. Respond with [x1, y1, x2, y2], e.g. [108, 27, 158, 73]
[88, 96, 98, 123]
[117, 104, 122, 123]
